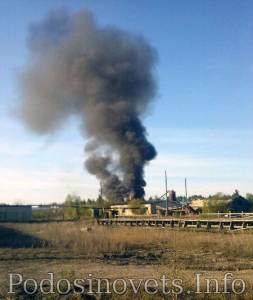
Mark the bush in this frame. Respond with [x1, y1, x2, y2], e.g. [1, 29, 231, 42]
[202, 199, 229, 213]
[128, 199, 147, 215]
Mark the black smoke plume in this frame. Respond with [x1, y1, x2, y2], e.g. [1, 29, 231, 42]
[18, 9, 157, 201]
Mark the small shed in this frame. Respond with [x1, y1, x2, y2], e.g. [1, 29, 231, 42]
[0, 205, 32, 222]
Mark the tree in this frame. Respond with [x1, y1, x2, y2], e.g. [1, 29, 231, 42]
[246, 193, 253, 202]
[128, 198, 146, 215]
[208, 193, 231, 201]
[229, 191, 252, 212]
[203, 200, 229, 213]
[64, 194, 92, 220]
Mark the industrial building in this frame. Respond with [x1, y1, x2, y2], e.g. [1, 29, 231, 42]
[110, 203, 156, 217]
[190, 199, 208, 210]
[0, 205, 32, 222]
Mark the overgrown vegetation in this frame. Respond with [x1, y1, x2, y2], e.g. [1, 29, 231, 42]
[202, 190, 253, 213]
[4, 222, 253, 259]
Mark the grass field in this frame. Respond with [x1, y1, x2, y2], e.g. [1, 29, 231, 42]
[1, 221, 253, 299]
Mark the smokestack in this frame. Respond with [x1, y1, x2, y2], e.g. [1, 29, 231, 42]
[17, 9, 158, 202]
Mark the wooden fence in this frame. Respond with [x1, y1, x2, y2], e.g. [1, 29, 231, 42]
[98, 218, 253, 230]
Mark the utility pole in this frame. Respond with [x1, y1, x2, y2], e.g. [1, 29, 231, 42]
[185, 178, 188, 203]
[100, 181, 103, 200]
[165, 171, 168, 216]
[100, 181, 104, 218]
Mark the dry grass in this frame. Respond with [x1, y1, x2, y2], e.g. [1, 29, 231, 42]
[2, 222, 253, 298]
[5, 222, 253, 259]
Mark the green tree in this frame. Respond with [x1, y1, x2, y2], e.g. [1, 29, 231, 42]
[246, 193, 253, 202]
[229, 191, 252, 212]
[64, 194, 92, 220]
[203, 200, 229, 213]
[128, 198, 146, 215]
[208, 192, 231, 201]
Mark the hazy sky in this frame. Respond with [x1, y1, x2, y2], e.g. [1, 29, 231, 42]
[0, 0, 252, 203]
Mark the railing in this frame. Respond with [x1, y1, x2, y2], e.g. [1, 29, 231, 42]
[98, 218, 253, 230]
[200, 212, 253, 219]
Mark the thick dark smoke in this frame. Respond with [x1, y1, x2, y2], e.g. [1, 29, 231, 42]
[18, 9, 157, 201]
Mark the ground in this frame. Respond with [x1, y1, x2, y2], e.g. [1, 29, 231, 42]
[1, 222, 253, 299]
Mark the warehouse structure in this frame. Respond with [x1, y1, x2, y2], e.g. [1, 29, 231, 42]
[0, 205, 32, 222]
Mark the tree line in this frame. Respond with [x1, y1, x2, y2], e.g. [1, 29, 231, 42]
[32, 190, 253, 220]
[202, 191, 253, 213]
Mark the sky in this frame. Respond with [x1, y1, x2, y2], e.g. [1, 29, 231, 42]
[0, 0, 252, 204]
